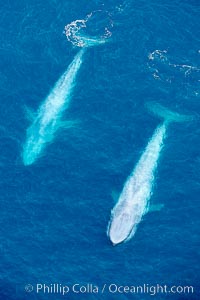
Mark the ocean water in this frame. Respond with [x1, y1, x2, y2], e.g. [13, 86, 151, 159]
[0, 0, 200, 299]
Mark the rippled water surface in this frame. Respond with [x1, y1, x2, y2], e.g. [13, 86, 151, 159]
[0, 0, 199, 299]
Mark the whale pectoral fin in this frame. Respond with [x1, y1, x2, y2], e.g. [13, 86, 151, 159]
[59, 119, 80, 130]
[149, 203, 164, 212]
[111, 190, 120, 203]
[24, 105, 36, 122]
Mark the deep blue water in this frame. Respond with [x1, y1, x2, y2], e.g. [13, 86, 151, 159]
[0, 0, 200, 299]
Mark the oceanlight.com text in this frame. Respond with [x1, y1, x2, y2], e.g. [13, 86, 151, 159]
[108, 283, 194, 295]
[24, 283, 194, 296]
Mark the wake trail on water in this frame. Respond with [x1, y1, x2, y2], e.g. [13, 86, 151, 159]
[147, 49, 200, 98]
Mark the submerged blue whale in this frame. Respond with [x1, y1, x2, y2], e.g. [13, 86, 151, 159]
[107, 102, 193, 245]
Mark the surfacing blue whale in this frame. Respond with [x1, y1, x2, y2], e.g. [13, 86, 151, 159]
[22, 49, 85, 166]
[22, 12, 113, 166]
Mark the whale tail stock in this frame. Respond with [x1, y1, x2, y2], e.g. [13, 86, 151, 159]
[146, 101, 195, 124]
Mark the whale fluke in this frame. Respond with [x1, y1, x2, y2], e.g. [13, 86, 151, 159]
[146, 101, 194, 124]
